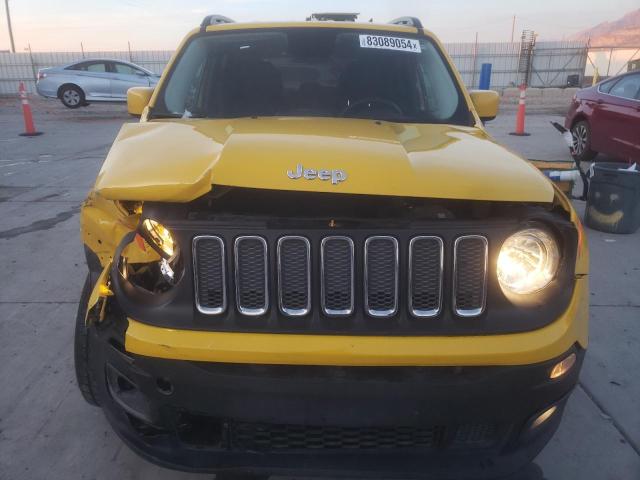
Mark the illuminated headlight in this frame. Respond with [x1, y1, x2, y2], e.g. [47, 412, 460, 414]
[122, 219, 183, 289]
[497, 228, 560, 295]
[141, 219, 176, 258]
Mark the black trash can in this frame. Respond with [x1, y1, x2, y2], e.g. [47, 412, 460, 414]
[585, 162, 640, 234]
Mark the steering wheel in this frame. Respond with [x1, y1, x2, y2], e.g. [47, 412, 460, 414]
[341, 97, 404, 116]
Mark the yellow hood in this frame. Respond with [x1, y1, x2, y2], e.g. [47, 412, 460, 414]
[94, 117, 554, 203]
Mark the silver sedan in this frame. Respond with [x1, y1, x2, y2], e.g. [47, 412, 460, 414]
[36, 58, 160, 109]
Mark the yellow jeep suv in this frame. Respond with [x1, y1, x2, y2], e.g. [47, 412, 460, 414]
[76, 14, 589, 479]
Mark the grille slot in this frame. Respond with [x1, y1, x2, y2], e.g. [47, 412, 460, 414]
[452, 422, 498, 448]
[231, 422, 445, 452]
[321, 237, 355, 316]
[364, 236, 399, 317]
[277, 236, 311, 316]
[234, 236, 268, 316]
[453, 235, 488, 317]
[193, 236, 226, 315]
[409, 236, 443, 317]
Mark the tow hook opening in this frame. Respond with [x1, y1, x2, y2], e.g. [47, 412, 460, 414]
[156, 377, 174, 396]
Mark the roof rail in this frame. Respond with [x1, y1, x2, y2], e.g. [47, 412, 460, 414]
[200, 15, 235, 31]
[307, 12, 359, 22]
[389, 17, 424, 29]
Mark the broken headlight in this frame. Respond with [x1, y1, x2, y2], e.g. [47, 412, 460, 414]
[119, 219, 184, 293]
[140, 219, 176, 258]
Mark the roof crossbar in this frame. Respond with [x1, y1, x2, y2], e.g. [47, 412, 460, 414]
[389, 17, 424, 29]
[308, 12, 359, 22]
[200, 15, 235, 31]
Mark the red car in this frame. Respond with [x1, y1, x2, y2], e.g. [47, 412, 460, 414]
[565, 70, 640, 163]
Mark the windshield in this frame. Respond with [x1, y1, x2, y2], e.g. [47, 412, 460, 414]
[153, 28, 471, 125]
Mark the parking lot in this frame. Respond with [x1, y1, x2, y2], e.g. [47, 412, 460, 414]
[0, 97, 639, 480]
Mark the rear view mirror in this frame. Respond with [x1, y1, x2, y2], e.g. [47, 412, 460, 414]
[469, 90, 500, 122]
[127, 87, 154, 117]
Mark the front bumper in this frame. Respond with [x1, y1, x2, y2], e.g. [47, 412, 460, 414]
[88, 310, 584, 479]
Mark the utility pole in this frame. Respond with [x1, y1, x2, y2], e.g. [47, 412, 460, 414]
[510, 15, 516, 43]
[471, 32, 479, 88]
[4, 0, 16, 53]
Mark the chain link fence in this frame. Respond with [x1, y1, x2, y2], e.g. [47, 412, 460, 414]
[446, 40, 589, 89]
[0, 40, 599, 96]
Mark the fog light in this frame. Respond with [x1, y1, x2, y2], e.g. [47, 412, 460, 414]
[550, 353, 577, 379]
[531, 406, 557, 429]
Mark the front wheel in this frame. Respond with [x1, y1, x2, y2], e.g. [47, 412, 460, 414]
[571, 120, 597, 162]
[74, 274, 100, 406]
[60, 85, 84, 109]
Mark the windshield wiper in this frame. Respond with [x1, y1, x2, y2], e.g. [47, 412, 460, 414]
[148, 111, 208, 120]
[148, 111, 183, 119]
[182, 110, 207, 119]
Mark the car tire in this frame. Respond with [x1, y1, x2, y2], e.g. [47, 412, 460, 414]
[74, 274, 100, 406]
[571, 120, 597, 162]
[59, 85, 85, 109]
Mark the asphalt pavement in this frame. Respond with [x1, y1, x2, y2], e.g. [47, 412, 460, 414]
[0, 98, 639, 480]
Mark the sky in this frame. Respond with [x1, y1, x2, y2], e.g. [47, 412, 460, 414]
[1, 0, 638, 52]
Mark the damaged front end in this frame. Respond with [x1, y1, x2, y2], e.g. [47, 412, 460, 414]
[77, 184, 588, 479]
[82, 184, 587, 339]
[81, 193, 185, 328]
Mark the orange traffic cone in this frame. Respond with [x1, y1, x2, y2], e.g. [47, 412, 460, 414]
[509, 84, 530, 136]
[18, 82, 43, 137]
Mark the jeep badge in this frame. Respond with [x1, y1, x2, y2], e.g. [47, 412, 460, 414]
[287, 164, 347, 185]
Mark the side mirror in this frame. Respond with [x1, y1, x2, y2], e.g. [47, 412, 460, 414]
[127, 87, 154, 116]
[469, 90, 500, 122]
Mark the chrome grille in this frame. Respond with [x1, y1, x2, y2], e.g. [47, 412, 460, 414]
[321, 237, 354, 316]
[193, 236, 226, 314]
[192, 233, 490, 321]
[234, 236, 268, 316]
[409, 236, 443, 317]
[453, 236, 488, 317]
[364, 236, 399, 317]
[277, 236, 311, 316]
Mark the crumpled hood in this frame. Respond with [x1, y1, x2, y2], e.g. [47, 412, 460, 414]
[94, 117, 554, 203]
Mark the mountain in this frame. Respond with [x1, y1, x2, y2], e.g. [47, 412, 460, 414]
[569, 9, 640, 47]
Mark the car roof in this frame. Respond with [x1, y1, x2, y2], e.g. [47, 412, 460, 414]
[594, 70, 640, 89]
[67, 58, 137, 65]
[62, 58, 152, 72]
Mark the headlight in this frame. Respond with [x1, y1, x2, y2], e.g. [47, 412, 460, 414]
[141, 219, 176, 258]
[123, 219, 183, 289]
[497, 228, 560, 295]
